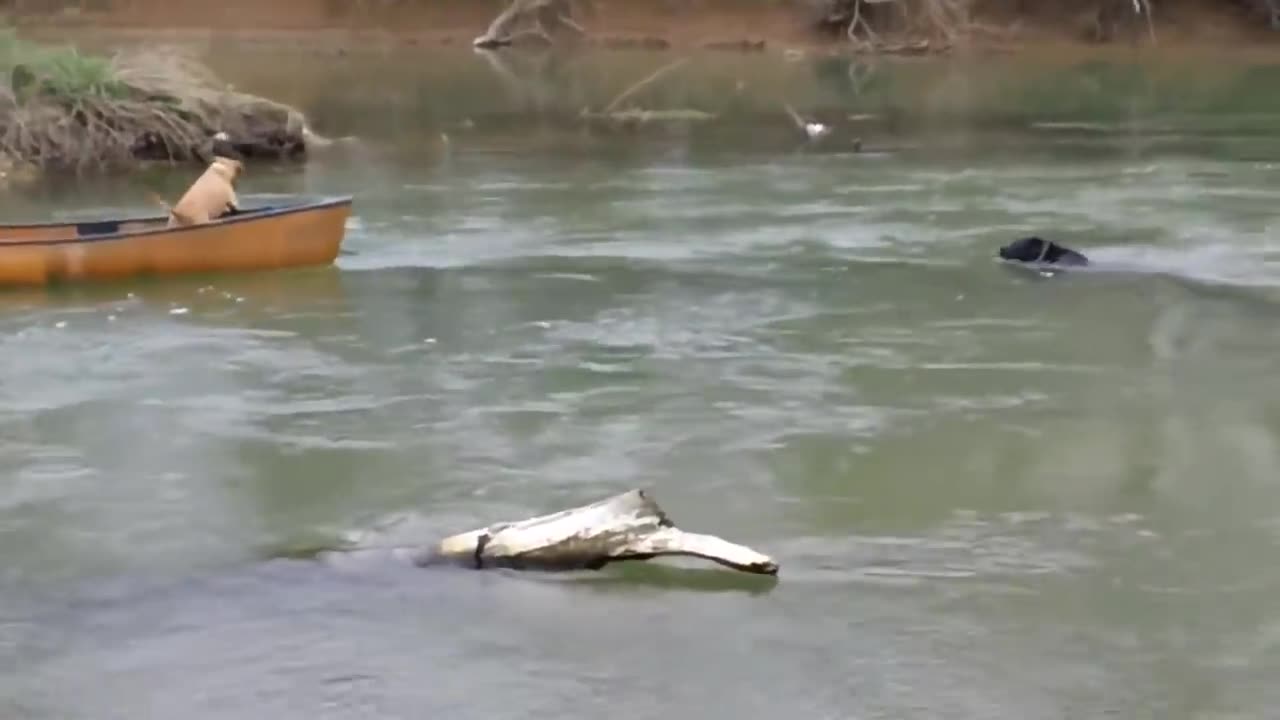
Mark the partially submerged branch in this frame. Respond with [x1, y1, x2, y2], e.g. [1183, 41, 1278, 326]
[579, 108, 716, 125]
[601, 57, 689, 115]
[329, 489, 779, 575]
[579, 57, 717, 128]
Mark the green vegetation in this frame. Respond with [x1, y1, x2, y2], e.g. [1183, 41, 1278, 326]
[0, 28, 308, 175]
[0, 29, 127, 100]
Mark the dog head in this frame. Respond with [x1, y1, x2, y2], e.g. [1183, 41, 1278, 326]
[209, 156, 244, 183]
[998, 236, 1089, 266]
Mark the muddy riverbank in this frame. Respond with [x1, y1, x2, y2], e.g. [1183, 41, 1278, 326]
[6, 0, 1280, 57]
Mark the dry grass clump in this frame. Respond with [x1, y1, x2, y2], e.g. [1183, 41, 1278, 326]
[0, 29, 306, 173]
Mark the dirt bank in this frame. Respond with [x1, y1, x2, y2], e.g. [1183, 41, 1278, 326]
[6, 0, 1280, 57]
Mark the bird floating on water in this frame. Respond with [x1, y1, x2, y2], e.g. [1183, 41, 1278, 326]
[783, 103, 831, 143]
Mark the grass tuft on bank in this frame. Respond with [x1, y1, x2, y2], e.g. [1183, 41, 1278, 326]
[0, 28, 307, 175]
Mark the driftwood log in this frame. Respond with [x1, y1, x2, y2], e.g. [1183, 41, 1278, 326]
[398, 489, 778, 575]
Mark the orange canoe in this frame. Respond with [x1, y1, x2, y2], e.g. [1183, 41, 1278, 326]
[0, 196, 352, 287]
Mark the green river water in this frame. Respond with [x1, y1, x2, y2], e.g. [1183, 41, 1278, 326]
[2, 42, 1280, 719]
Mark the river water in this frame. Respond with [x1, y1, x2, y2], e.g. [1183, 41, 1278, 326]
[2, 43, 1280, 719]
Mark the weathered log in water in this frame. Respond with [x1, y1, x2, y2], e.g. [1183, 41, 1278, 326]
[410, 489, 779, 575]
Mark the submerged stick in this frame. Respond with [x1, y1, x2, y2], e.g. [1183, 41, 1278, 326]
[601, 58, 690, 115]
[410, 489, 778, 575]
[580, 108, 717, 125]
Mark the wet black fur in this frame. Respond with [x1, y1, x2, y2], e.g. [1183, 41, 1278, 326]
[998, 236, 1090, 267]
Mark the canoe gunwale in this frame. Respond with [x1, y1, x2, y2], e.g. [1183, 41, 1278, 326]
[0, 196, 354, 247]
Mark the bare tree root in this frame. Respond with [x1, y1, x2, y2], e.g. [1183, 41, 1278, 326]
[815, 0, 971, 52]
[847, 0, 884, 50]
[474, 0, 592, 49]
[1136, 0, 1157, 44]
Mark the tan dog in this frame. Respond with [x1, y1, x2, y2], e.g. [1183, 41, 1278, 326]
[154, 154, 244, 228]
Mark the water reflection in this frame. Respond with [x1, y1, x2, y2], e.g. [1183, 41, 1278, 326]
[3, 42, 1280, 719]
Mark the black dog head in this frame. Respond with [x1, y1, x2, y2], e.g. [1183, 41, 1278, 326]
[204, 130, 245, 164]
[998, 236, 1089, 267]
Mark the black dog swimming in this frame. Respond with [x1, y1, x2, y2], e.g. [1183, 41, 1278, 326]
[997, 236, 1090, 267]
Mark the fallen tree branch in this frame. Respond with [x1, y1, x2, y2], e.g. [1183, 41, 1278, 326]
[408, 489, 779, 575]
[822, 0, 966, 51]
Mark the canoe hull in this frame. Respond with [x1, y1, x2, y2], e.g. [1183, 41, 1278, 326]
[0, 197, 351, 288]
